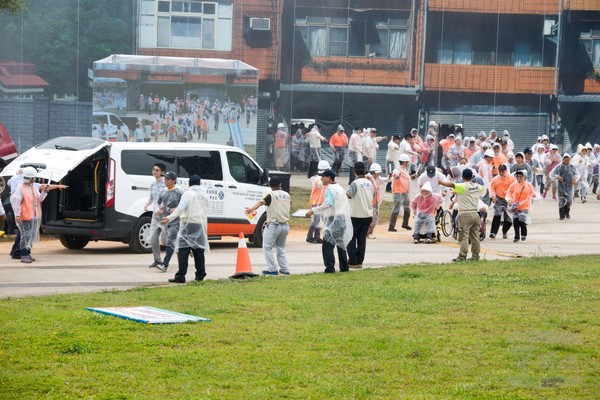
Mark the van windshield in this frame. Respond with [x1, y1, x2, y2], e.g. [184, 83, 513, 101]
[37, 137, 107, 151]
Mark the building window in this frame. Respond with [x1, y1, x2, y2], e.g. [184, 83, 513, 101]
[146, 1, 230, 50]
[296, 16, 407, 59]
[581, 31, 600, 68]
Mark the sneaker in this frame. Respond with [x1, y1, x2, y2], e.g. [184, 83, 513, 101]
[552, 195, 557, 200]
[148, 261, 161, 269]
[521, 236, 527, 241]
[168, 278, 185, 283]
[425, 238, 433, 244]
[542, 192, 547, 198]
[502, 233, 508, 239]
[262, 270, 279, 276]
[21, 255, 33, 264]
[566, 214, 570, 219]
[279, 270, 290, 275]
[413, 239, 419, 244]
[10, 254, 20, 260]
[401, 225, 412, 231]
[348, 264, 361, 269]
[489, 233, 496, 239]
[513, 238, 519, 243]
[582, 198, 587, 204]
[388, 227, 397, 232]
[314, 238, 323, 243]
[367, 235, 376, 239]
[155, 263, 167, 272]
[306, 238, 315, 243]
[452, 257, 466, 262]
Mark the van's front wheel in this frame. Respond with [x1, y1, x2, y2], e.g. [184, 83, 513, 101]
[59, 235, 90, 250]
[250, 214, 266, 248]
[130, 216, 152, 253]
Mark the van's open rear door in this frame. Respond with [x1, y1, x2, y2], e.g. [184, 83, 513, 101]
[0, 137, 110, 182]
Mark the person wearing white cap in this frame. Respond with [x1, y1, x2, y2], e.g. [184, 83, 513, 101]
[506, 170, 536, 242]
[329, 124, 348, 173]
[306, 160, 331, 243]
[543, 144, 561, 199]
[366, 163, 388, 239]
[571, 144, 592, 203]
[410, 181, 444, 244]
[388, 154, 412, 231]
[274, 122, 290, 170]
[549, 153, 579, 219]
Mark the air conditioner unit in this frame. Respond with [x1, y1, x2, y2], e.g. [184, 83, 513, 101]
[250, 18, 271, 31]
[543, 19, 556, 35]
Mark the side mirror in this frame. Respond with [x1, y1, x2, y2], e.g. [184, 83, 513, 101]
[260, 169, 269, 186]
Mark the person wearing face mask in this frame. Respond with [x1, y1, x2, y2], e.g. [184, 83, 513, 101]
[10, 167, 68, 263]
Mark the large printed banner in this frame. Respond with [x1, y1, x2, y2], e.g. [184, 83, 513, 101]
[92, 55, 259, 151]
[87, 306, 211, 324]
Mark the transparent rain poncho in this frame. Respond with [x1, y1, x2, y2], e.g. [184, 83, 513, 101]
[549, 164, 579, 208]
[167, 186, 210, 252]
[313, 183, 352, 248]
[11, 182, 46, 251]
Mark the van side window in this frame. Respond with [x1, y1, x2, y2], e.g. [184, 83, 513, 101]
[226, 151, 260, 184]
[121, 150, 176, 175]
[176, 151, 222, 181]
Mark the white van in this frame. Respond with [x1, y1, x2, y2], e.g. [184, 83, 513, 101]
[1, 137, 271, 252]
[92, 112, 130, 141]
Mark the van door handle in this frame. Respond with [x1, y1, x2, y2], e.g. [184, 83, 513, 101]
[228, 185, 237, 189]
[214, 184, 223, 188]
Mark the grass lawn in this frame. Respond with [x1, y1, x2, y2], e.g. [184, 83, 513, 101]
[0, 256, 598, 399]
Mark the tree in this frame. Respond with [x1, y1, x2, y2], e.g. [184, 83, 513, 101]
[0, 0, 27, 14]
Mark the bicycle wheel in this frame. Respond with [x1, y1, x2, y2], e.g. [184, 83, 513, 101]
[440, 210, 453, 237]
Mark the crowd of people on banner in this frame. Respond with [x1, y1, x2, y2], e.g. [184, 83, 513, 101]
[98, 93, 256, 143]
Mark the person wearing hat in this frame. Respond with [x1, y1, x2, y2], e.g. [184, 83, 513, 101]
[389, 154, 412, 231]
[503, 130, 514, 151]
[347, 128, 365, 184]
[307, 125, 327, 178]
[417, 165, 447, 195]
[366, 163, 388, 239]
[464, 137, 479, 162]
[510, 152, 533, 183]
[329, 124, 348, 174]
[532, 145, 547, 195]
[489, 164, 516, 239]
[153, 171, 184, 272]
[507, 170, 536, 242]
[477, 149, 495, 205]
[543, 144, 561, 199]
[410, 181, 444, 244]
[487, 130, 498, 144]
[9, 167, 68, 263]
[274, 122, 290, 170]
[439, 168, 484, 261]
[161, 175, 210, 283]
[306, 169, 352, 273]
[346, 162, 374, 269]
[549, 153, 579, 220]
[245, 176, 292, 276]
[439, 133, 455, 172]
[571, 144, 592, 203]
[306, 160, 331, 243]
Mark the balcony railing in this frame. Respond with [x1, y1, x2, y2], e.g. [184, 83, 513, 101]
[300, 57, 414, 86]
[428, 0, 559, 14]
[424, 64, 556, 94]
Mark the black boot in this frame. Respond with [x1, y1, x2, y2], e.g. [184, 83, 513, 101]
[401, 211, 412, 230]
[559, 207, 565, 220]
[388, 212, 398, 232]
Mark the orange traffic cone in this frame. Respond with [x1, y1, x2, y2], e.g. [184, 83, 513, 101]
[230, 232, 259, 279]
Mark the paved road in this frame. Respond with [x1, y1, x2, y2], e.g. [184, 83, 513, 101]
[1, 173, 598, 298]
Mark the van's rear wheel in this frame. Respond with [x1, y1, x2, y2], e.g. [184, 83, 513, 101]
[250, 214, 266, 248]
[59, 235, 90, 250]
[130, 216, 152, 253]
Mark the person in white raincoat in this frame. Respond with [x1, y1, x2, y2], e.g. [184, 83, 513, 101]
[571, 144, 592, 203]
[162, 174, 209, 283]
[306, 169, 352, 273]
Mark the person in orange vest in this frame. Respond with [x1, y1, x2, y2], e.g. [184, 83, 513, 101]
[489, 164, 516, 239]
[10, 167, 68, 263]
[329, 124, 348, 173]
[388, 154, 412, 232]
[306, 160, 330, 243]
